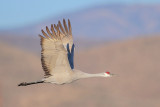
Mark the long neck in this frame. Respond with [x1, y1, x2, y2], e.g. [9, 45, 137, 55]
[73, 70, 106, 79]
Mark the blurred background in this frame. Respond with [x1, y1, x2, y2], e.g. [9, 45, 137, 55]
[0, 0, 160, 107]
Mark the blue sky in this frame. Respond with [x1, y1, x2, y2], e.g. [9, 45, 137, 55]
[1, 0, 160, 29]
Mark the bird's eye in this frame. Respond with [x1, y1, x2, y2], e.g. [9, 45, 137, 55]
[105, 71, 110, 74]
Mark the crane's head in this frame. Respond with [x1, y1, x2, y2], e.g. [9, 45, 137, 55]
[104, 71, 115, 77]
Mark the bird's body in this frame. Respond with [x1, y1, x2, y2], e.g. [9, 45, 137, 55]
[18, 19, 114, 86]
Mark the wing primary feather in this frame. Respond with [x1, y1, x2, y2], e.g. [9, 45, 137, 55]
[63, 19, 69, 34]
[68, 19, 72, 36]
[54, 24, 61, 39]
[46, 26, 54, 39]
[51, 24, 57, 39]
[57, 24, 62, 39]
[58, 21, 66, 34]
[41, 29, 49, 39]
[39, 34, 44, 39]
[57, 23, 64, 39]
[54, 24, 59, 32]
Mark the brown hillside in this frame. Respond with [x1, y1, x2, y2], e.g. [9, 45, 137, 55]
[75, 36, 160, 107]
[0, 36, 160, 107]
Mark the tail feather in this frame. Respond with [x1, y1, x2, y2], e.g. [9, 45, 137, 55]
[18, 80, 44, 86]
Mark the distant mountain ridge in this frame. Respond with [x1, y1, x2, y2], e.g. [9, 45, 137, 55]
[1, 4, 160, 40]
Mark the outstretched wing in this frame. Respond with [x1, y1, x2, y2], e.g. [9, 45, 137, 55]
[56, 19, 75, 69]
[39, 25, 71, 77]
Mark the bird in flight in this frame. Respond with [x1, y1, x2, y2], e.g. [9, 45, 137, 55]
[18, 19, 114, 86]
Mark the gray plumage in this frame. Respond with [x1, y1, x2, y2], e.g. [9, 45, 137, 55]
[18, 19, 113, 86]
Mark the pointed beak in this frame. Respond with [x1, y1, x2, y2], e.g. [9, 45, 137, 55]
[110, 73, 118, 77]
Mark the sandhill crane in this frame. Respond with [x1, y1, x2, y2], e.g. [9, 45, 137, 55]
[18, 19, 114, 86]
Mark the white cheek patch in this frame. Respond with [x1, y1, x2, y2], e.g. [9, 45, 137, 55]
[104, 73, 110, 77]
